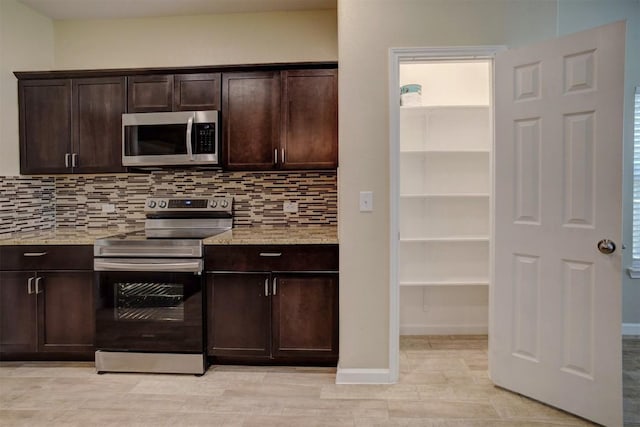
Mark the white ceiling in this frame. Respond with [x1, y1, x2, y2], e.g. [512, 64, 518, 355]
[19, 0, 337, 20]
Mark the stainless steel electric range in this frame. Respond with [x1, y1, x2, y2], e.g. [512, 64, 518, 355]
[93, 196, 233, 375]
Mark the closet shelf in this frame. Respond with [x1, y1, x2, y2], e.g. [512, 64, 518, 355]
[400, 149, 490, 154]
[400, 193, 490, 199]
[400, 105, 490, 110]
[400, 236, 489, 243]
[399, 280, 489, 287]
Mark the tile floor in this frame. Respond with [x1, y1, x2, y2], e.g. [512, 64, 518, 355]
[625, 336, 640, 427]
[0, 336, 632, 426]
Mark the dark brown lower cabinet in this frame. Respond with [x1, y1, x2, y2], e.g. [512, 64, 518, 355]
[0, 244, 95, 361]
[207, 273, 271, 359]
[0, 272, 38, 353]
[0, 271, 94, 358]
[207, 272, 338, 364]
[272, 273, 338, 360]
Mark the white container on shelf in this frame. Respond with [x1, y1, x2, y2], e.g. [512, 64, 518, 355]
[400, 84, 422, 106]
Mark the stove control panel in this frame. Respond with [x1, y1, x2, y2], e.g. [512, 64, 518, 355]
[145, 197, 233, 213]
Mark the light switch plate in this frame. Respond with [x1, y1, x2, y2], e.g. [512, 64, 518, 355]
[283, 201, 298, 213]
[359, 191, 373, 212]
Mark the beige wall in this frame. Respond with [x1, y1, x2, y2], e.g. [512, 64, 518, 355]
[0, 0, 54, 176]
[54, 10, 337, 69]
[337, 0, 557, 370]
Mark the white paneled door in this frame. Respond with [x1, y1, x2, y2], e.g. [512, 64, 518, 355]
[492, 21, 625, 426]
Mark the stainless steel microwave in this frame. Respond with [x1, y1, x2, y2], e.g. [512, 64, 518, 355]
[122, 110, 219, 167]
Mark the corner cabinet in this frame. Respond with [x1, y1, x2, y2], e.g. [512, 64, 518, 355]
[222, 68, 338, 170]
[205, 244, 339, 365]
[0, 245, 95, 359]
[399, 106, 491, 288]
[19, 77, 126, 174]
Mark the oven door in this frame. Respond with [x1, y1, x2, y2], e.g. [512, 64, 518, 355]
[95, 258, 203, 353]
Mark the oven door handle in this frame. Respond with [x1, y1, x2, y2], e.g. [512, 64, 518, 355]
[94, 258, 203, 273]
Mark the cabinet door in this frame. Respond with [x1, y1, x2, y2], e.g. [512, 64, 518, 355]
[281, 69, 338, 170]
[0, 272, 37, 353]
[272, 273, 338, 362]
[72, 77, 126, 173]
[127, 75, 173, 112]
[18, 79, 72, 174]
[207, 273, 270, 358]
[38, 272, 94, 353]
[174, 73, 221, 111]
[222, 72, 280, 170]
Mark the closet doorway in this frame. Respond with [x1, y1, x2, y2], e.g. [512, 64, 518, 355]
[397, 59, 493, 338]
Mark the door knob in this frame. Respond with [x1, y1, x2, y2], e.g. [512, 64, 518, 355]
[597, 239, 616, 254]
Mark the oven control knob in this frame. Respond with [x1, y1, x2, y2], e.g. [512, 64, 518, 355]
[148, 200, 156, 208]
[158, 200, 167, 208]
[220, 200, 229, 208]
[210, 200, 217, 208]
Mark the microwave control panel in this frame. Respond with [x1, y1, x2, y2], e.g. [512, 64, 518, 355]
[195, 123, 217, 154]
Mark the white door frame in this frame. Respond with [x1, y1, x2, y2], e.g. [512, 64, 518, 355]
[388, 46, 505, 383]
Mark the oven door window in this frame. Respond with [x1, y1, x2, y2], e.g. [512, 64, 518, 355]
[116, 281, 185, 321]
[96, 271, 202, 352]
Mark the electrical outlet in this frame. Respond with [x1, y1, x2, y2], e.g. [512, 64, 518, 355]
[101, 203, 116, 213]
[283, 201, 298, 213]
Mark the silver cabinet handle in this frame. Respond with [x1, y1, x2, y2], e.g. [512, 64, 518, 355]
[23, 252, 47, 257]
[273, 277, 277, 296]
[35, 277, 42, 294]
[259, 252, 282, 257]
[186, 116, 194, 160]
[65, 153, 71, 168]
[281, 148, 285, 164]
[274, 148, 278, 164]
[264, 278, 269, 296]
[27, 277, 34, 295]
[72, 153, 78, 168]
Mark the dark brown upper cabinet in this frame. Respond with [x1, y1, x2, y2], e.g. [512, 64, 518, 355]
[19, 77, 126, 174]
[19, 79, 71, 174]
[222, 68, 338, 171]
[281, 69, 338, 170]
[222, 71, 281, 170]
[174, 73, 221, 111]
[127, 73, 221, 112]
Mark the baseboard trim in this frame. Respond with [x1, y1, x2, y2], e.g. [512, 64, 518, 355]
[622, 323, 640, 336]
[335, 368, 394, 384]
[400, 324, 488, 335]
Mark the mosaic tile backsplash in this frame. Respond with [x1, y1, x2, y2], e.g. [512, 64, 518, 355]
[0, 176, 55, 236]
[1, 171, 337, 235]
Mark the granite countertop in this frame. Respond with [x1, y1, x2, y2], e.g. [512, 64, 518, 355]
[203, 226, 338, 245]
[0, 228, 138, 245]
[0, 226, 338, 246]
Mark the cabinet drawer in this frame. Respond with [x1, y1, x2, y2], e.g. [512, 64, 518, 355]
[0, 245, 93, 271]
[206, 245, 338, 272]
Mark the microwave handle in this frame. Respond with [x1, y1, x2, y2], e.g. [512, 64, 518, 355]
[186, 115, 194, 160]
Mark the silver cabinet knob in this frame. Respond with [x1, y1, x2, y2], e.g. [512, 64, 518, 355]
[597, 239, 616, 254]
